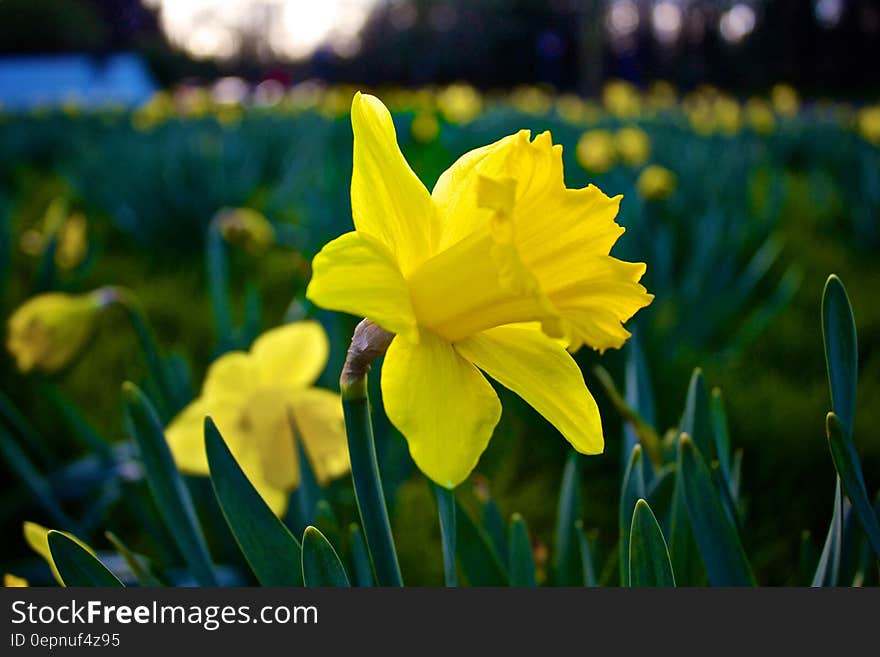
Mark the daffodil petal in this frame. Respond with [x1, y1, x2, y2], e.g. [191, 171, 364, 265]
[455, 324, 603, 455]
[251, 320, 329, 389]
[432, 132, 522, 250]
[350, 92, 438, 275]
[165, 398, 212, 474]
[288, 388, 350, 486]
[306, 230, 418, 340]
[381, 332, 501, 488]
[201, 351, 259, 400]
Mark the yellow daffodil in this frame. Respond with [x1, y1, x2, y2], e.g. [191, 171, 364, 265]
[4, 573, 28, 587]
[6, 288, 116, 374]
[771, 84, 800, 118]
[510, 86, 553, 116]
[165, 321, 350, 515]
[746, 98, 776, 135]
[20, 200, 88, 270]
[54, 212, 88, 270]
[436, 83, 482, 124]
[556, 95, 602, 126]
[23, 521, 93, 585]
[307, 93, 652, 488]
[577, 129, 617, 173]
[615, 127, 651, 167]
[603, 80, 641, 118]
[214, 207, 275, 254]
[647, 81, 678, 112]
[410, 111, 440, 143]
[132, 91, 174, 131]
[637, 165, 677, 201]
[857, 105, 880, 146]
[714, 96, 742, 135]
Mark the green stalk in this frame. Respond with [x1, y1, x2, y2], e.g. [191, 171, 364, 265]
[432, 481, 457, 587]
[114, 289, 173, 418]
[206, 222, 234, 352]
[341, 376, 403, 586]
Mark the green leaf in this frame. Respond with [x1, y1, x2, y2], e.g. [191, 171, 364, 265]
[0, 423, 74, 529]
[812, 478, 843, 586]
[204, 417, 302, 586]
[348, 524, 374, 587]
[433, 482, 457, 587]
[105, 531, 164, 586]
[206, 223, 234, 351]
[456, 499, 508, 586]
[668, 464, 703, 586]
[629, 499, 675, 587]
[575, 520, 597, 587]
[825, 413, 880, 559]
[592, 365, 662, 467]
[623, 329, 656, 460]
[481, 496, 509, 566]
[553, 451, 583, 585]
[508, 513, 536, 587]
[301, 526, 350, 587]
[680, 368, 713, 461]
[341, 388, 403, 586]
[620, 445, 646, 586]
[821, 274, 857, 437]
[710, 388, 732, 486]
[122, 382, 217, 586]
[678, 435, 755, 586]
[48, 531, 124, 587]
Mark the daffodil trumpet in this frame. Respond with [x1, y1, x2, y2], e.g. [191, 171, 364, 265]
[339, 319, 403, 587]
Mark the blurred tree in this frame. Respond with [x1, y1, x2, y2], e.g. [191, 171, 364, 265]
[0, 0, 107, 53]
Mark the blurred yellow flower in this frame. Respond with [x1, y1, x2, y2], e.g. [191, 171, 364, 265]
[215, 207, 275, 254]
[20, 199, 89, 270]
[637, 165, 677, 201]
[411, 111, 440, 143]
[771, 84, 800, 117]
[615, 127, 651, 167]
[307, 93, 652, 488]
[714, 96, 742, 135]
[4, 573, 28, 587]
[510, 85, 553, 116]
[55, 212, 88, 270]
[6, 288, 115, 374]
[647, 81, 678, 111]
[857, 105, 880, 146]
[165, 321, 349, 516]
[437, 83, 482, 124]
[746, 98, 776, 135]
[603, 80, 641, 118]
[23, 521, 93, 585]
[132, 91, 174, 131]
[576, 129, 617, 173]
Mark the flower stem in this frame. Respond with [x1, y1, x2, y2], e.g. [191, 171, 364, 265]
[432, 481, 457, 587]
[340, 319, 402, 587]
[113, 289, 173, 419]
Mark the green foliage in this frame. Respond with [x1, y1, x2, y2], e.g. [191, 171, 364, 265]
[628, 500, 675, 588]
[122, 382, 216, 586]
[204, 417, 303, 586]
[48, 531, 123, 587]
[301, 526, 350, 588]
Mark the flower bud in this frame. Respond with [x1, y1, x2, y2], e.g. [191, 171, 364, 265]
[215, 207, 275, 254]
[637, 165, 677, 201]
[6, 288, 117, 374]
